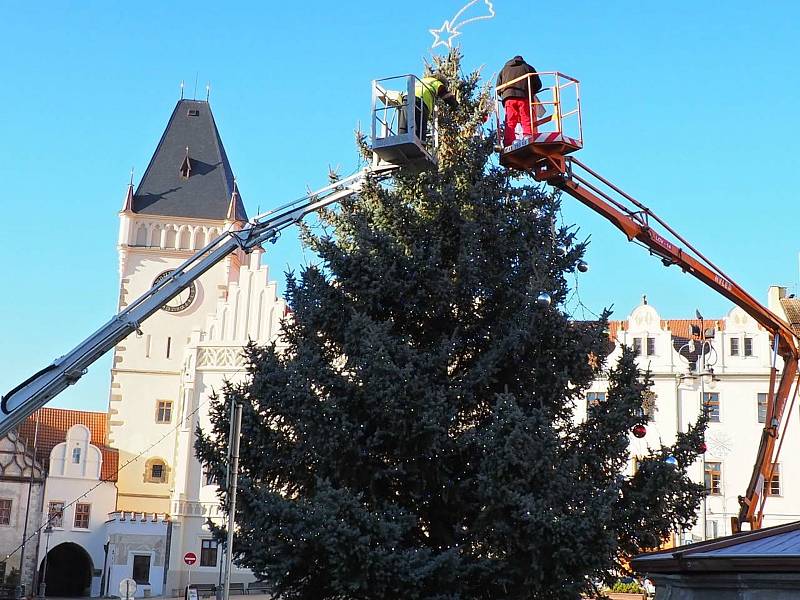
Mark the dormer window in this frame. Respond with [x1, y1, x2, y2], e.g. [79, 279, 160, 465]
[72, 447, 81, 464]
[179, 146, 192, 179]
[187, 108, 200, 117]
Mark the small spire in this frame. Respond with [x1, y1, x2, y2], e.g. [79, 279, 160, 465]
[180, 80, 185, 100]
[121, 168, 135, 212]
[179, 146, 192, 178]
[226, 179, 246, 223]
[642, 294, 648, 305]
[206, 82, 211, 102]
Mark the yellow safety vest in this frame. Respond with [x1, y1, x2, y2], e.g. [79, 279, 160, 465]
[415, 77, 443, 113]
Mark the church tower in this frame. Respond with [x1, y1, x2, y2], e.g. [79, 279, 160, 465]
[110, 99, 247, 512]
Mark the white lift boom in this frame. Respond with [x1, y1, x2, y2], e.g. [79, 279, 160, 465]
[0, 164, 398, 437]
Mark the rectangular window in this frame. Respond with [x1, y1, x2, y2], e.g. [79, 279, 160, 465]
[156, 400, 173, 424]
[132, 554, 151, 585]
[72, 447, 81, 464]
[744, 337, 753, 357]
[151, 464, 164, 480]
[703, 392, 720, 422]
[0, 500, 11, 526]
[48, 501, 64, 528]
[641, 390, 657, 421]
[757, 393, 768, 424]
[145, 334, 151, 358]
[166, 337, 172, 359]
[730, 337, 739, 356]
[646, 337, 656, 356]
[74, 503, 90, 529]
[633, 338, 642, 356]
[586, 391, 606, 409]
[203, 464, 218, 486]
[200, 539, 218, 567]
[705, 519, 719, 539]
[764, 464, 781, 496]
[705, 462, 722, 495]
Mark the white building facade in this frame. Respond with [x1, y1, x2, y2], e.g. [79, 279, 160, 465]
[595, 290, 800, 544]
[36, 420, 117, 597]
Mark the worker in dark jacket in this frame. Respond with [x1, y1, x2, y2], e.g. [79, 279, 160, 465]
[398, 73, 458, 140]
[496, 56, 542, 146]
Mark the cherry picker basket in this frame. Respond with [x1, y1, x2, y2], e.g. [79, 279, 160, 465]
[371, 74, 438, 170]
[495, 71, 583, 178]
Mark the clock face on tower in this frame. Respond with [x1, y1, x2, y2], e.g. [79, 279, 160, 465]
[152, 270, 197, 313]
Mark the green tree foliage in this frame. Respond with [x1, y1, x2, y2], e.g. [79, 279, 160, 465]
[196, 49, 707, 599]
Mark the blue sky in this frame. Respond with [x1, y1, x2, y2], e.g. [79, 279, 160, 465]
[1, 0, 799, 412]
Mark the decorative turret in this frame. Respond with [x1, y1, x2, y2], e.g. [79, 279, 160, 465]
[121, 171, 134, 213]
[225, 180, 247, 224]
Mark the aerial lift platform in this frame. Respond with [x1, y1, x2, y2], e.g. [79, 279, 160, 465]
[495, 71, 800, 533]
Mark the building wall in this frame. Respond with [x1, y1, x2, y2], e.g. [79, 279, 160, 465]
[110, 212, 242, 513]
[598, 300, 800, 542]
[105, 512, 170, 598]
[0, 432, 44, 590]
[39, 425, 117, 597]
[166, 249, 284, 593]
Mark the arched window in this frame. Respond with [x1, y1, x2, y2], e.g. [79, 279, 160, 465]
[135, 224, 148, 247]
[149, 225, 162, 248]
[165, 227, 177, 249]
[178, 227, 191, 250]
[192, 228, 205, 250]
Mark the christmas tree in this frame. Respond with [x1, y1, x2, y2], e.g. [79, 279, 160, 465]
[196, 50, 707, 599]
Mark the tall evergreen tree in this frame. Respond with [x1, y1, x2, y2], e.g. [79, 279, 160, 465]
[196, 50, 707, 599]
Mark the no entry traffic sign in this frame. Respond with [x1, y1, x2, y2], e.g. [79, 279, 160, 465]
[184, 552, 197, 565]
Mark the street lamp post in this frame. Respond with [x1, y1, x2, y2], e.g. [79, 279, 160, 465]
[677, 311, 717, 544]
[38, 522, 53, 599]
[693, 310, 717, 541]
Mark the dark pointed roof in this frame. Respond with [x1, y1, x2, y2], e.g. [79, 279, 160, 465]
[132, 99, 247, 221]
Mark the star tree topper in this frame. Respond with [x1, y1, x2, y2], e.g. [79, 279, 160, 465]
[430, 0, 496, 50]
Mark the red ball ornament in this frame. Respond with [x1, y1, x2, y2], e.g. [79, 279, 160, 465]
[697, 441, 707, 453]
[632, 424, 647, 438]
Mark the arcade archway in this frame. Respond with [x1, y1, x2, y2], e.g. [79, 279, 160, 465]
[39, 542, 92, 596]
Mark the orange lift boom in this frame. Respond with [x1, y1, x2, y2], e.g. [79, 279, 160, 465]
[496, 72, 800, 532]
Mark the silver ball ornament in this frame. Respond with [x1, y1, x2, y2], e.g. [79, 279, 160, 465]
[577, 260, 589, 273]
[555, 246, 567, 257]
[536, 292, 552, 307]
[665, 456, 678, 467]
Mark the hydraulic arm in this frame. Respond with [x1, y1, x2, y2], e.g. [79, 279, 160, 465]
[550, 157, 799, 531]
[0, 164, 398, 438]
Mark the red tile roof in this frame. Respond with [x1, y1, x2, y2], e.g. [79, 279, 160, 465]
[18, 408, 118, 481]
[608, 318, 725, 340]
[780, 297, 800, 336]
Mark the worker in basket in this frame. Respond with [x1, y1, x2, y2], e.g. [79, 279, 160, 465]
[398, 73, 458, 140]
[496, 55, 542, 147]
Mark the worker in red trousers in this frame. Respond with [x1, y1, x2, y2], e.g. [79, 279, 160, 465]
[496, 55, 542, 147]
